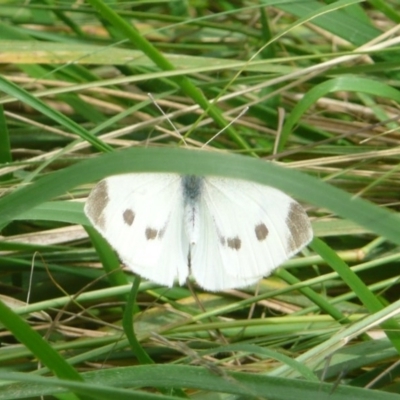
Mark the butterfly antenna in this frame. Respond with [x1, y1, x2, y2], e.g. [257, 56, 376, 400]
[148, 93, 188, 146]
[202, 106, 248, 148]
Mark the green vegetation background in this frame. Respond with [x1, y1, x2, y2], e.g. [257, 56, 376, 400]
[0, 0, 400, 399]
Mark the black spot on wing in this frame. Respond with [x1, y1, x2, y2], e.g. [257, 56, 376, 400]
[123, 209, 135, 226]
[145, 220, 169, 241]
[227, 236, 241, 250]
[145, 227, 158, 240]
[255, 223, 268, 241]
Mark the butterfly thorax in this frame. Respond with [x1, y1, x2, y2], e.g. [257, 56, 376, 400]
[181, 175, 203, 245]
[181, 175, 203, 201]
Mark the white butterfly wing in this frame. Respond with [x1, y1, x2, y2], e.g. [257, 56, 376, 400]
[190, 177, 312, 291]
[190, 205, 262, 290]
[84, 173, 189, 287]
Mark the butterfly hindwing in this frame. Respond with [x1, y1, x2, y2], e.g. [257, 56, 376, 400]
[84, 173, 189, 286]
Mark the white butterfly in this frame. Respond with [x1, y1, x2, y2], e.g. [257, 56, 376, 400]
[84, 173, 312, 291]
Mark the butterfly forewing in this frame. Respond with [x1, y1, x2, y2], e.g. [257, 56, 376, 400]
[84, 173, 189, 286]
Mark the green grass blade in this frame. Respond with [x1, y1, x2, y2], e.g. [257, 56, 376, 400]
[0, 301, 85, 397]
[85, 226, 130, 289]
[85, 0, 250, 150]
[0, 75, 112, 153]
[0, 365, 399, 400]
[0, 105, 11, 165]
[277, 0, 380, 45]
[0, 148, 399, 245]
[277, 267, 352, 323]
[123, 279, 151, 364]
[311, 238, 400, 352]
[280, 76, 400, 150]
